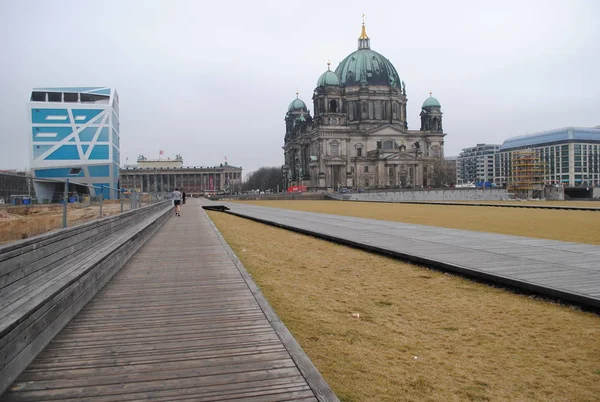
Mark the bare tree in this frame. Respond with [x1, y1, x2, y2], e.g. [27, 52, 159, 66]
[242, 167, 284, 192]
[429, 158, 456, 188]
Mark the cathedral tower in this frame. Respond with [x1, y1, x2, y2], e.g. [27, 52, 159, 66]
[420, 93, 443, 132]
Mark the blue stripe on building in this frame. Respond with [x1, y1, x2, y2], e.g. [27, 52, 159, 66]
[89, 145, 109, 160]
[34, 87, 107, 93]
[31, 108, 69, 124]
[33, 145, 53, 159]
[46, 145, 80, 160]
[78, 127, 97, 141]
[89, 88, 111, 95]
[71, 109, 104, 124]
[88, 165, 110, 177]
[34, 167, 84, 178]
[98, 127, 109, 142]
[32, 126, 73, 142]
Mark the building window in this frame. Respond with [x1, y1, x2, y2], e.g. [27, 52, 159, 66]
[329, 99, 338, 113]
[364, 165, 369, 173]
[383, 140, 399, 150]
[357, 148, 362, 157]
[31, 92, 46, 102]
[48, 92, 62, 102]
[64, 92, 78, 102]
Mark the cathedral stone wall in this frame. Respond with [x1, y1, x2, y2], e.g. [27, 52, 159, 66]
[283, 23, 448, 191]
[347, 188, 509, 202]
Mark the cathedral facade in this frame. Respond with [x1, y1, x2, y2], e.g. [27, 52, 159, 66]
[283, 22, 446, 190]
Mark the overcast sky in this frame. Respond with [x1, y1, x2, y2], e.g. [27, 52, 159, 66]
[1, 0, 598, 175]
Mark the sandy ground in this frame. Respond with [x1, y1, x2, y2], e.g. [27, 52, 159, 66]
[0, 202, 130, 244]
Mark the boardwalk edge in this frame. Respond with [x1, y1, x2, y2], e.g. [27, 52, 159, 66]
[203, 208, 340, 402]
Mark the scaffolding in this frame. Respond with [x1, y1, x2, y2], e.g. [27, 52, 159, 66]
[508, 149, 545, 199]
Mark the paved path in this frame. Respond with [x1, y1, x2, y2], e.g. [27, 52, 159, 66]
[220, 202, 600, 309]
[3, 200, 337, 402]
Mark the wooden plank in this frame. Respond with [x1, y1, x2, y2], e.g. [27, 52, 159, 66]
[3, 200, 336, 402]
[0, 205, 172, 395]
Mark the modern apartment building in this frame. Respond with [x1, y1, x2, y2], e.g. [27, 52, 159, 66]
[456, 144, 500, 184]
[495, 127, 600, 187]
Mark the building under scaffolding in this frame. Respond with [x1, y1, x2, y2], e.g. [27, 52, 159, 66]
[507, 150, 545, 199]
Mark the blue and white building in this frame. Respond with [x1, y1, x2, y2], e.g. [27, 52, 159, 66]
[28, 87, 120, 201]
[495, 127, 600, 187]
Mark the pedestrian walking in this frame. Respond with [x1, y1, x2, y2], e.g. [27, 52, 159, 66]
[182, 190, 187, 205]
[172, 187, 182, 216]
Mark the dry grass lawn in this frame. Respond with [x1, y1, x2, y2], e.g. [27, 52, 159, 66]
[233, 200, 600, 245]
[208, 211, 600, 401]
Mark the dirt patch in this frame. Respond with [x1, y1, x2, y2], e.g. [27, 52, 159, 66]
[233, 200, 600, 245]
[0, 202, 129, 244]
[207, 211, 600, 402]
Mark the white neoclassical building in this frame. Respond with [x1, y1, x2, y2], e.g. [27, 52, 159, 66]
[283, 21, 447, 190]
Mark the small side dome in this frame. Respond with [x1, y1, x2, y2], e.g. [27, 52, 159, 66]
[422, 93, 441, 108]
[317, 62, 340, 87]
[288, 97, 307, 112]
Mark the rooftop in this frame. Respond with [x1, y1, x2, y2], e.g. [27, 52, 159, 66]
[500, 127, 600, 151]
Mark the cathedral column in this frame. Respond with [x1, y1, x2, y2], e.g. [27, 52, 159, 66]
[415, 163, 422, 188]
[377, 160, 385, 188]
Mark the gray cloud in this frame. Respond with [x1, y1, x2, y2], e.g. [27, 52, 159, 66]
[1, 0, 598, 175]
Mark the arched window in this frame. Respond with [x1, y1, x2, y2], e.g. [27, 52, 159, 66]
[329, 99, 338, 113]
[382, 140, 399, 150]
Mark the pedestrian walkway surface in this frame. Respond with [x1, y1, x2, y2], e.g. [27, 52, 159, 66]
[220, 202, 600, 309]
[3, 200, 337, 402]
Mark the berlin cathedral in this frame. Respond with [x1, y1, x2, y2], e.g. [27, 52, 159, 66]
[283, 21, 446, 190]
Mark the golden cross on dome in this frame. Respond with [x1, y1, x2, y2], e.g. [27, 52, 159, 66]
[359, 13, 369, 39]
[296, 89, 299, 98]
[327, 59, 331, 70]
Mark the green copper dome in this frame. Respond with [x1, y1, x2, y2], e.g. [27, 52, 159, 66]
[335, 48, 401, 89]
[422, 95, 441, 108]
[317, 70, 340, 87]
[288, 97, 307, 112]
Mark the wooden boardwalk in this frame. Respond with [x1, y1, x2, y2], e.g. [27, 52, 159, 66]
[221, 203, 600, 309]
[3, 200, 337, 402]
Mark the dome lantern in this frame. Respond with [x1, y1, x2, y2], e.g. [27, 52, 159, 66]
[358, 14, 370, 49]
[288, 91, 308, 112]
[422, 92, 441, 108]
[316, 61, 340, 87]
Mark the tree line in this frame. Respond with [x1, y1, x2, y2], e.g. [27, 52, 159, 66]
[242, 167, 284, 192]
